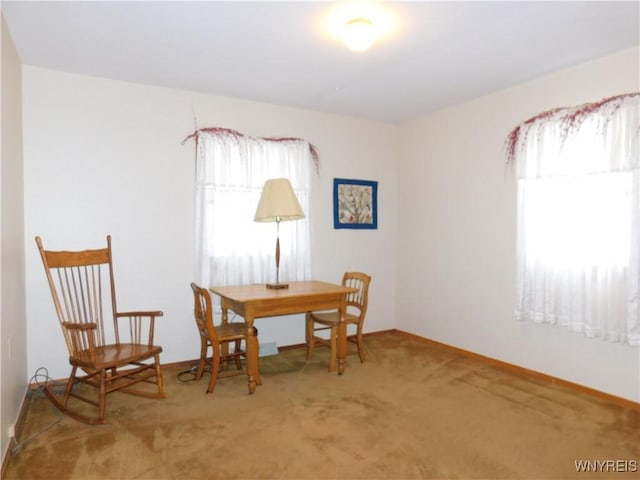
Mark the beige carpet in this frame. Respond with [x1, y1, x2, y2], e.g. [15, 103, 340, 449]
[4, 332, 639, 479]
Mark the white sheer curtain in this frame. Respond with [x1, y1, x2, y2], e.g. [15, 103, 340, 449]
[193, 129, 313, 287]
[511, 94, 639, 345]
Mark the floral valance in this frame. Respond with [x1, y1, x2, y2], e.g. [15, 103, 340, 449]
[505, 93, 640, 166]
[183, 127, 320, 173]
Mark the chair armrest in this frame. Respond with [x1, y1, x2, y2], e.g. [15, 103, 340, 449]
[115, 311, 163, 345]
[116, 311, 164, 319]
[62, 322, 98, 354]
[62, 322, 98, 330]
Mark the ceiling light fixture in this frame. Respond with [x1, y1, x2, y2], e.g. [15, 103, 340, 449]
[323, 4, 397, 53]
[343, 17, 375, 52]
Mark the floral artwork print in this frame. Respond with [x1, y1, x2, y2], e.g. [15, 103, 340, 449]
[338, 184, 373, 223]
[333, 178, 378, 229]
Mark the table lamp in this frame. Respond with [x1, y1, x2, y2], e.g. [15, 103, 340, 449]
[254, 178, 305, 289]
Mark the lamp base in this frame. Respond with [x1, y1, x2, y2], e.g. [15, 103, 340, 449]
[266, 282, 289, 289]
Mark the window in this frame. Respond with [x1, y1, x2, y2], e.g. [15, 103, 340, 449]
[508, 94, 639, 345]
[192, 128, 316, 287]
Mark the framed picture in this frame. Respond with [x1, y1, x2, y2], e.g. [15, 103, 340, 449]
[333, 178, 378, 229]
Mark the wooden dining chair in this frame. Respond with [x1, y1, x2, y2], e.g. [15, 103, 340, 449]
[305, 272, 372, 372]
[35, 236, 166, 425]
[190, 283, 257, 394]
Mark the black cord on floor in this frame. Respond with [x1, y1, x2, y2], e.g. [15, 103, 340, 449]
[176, 364, 200, 383]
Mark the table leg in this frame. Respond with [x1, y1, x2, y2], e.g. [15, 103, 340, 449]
[246, 316, 261, 393]
[220, 304, 229, 369]
[337, 303, 347, 375]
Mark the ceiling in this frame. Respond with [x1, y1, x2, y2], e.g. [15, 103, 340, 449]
[3, 1, 639, 123]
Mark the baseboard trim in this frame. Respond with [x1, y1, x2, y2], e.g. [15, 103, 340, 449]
[1, 437, 17, 480]
[392, 329, 640, 411]
[278, 329, 397, 352]
[2, 385, 31, 479]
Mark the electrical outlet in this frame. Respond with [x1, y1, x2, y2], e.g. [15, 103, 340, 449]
[8, 424, 15, 438]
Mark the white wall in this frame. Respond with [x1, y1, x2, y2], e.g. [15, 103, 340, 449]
[22, 66, 397, 379]
[17, 45, 640, 406]
[1, 14, 27, 460]
[397, 47, 640, 402]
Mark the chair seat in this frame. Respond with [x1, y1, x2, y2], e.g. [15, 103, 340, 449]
[308, 311, 360, 326]
[72, 343, 163, 369]
[216, 322, 254, 341]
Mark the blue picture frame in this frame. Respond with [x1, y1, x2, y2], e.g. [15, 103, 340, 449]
[333, 178, 378, 229]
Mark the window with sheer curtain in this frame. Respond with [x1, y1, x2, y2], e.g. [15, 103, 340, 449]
[191, 128, 316, 288]
[507, 93, 639, 345]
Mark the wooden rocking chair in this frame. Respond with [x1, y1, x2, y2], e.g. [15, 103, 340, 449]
[35, 236, 166, 424]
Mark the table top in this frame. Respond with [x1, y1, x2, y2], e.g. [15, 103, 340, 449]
[210, 280, 355, 302]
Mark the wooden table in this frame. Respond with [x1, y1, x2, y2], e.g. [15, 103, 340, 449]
[210, 280, 357, 394]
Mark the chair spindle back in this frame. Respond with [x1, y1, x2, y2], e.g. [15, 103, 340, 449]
[191, 282, 219, 346]
[36, 236, 118, 355]
[343, 272, 370, 319]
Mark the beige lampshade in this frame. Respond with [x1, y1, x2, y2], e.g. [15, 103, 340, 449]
[254, 178, 305, 222]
